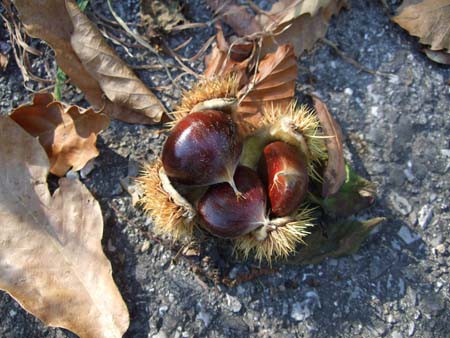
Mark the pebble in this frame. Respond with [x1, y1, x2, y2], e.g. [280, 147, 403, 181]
[225, 294, 242, 313]
[66, 170, 79, 180]
[80, 159, 95, 178]
[290, 291, 321, 322]
[435, 244, 446, 255]
[390, 192, 412, 216]
[158, 305, 169, 316]
[417, 204, 433, 229]
[140, 240, 151, 253]
[408, 322, 415, 336]
[196, 311, 211, 327]
[344, 88, 354, 96]
[391, 330, 403, 338]
[397, 226, 420, 245]
[152, 331, 168, 338]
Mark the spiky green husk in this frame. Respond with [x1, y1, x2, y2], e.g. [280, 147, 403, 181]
[234, 207, 315, 264]
[136, 161, 195, 240]
[169, 74, 240, 125]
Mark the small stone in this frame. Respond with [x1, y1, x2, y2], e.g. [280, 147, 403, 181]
[391, 240, 401, 251]
[196, 310, 211, 327]
[228, 266, 240, 280]
[107, 239, 116, 252]
[225, 294, 242, 313]
[440, 149, 450, 157]
[120, 177, 142, 206]
[390, 192, 412, 216]
[398, 226, 420, 245]
[408, 322, 415, 336]
[152, 331, 168, 338]
[417, 204, 433, 229]
[435, 244, 446, 255]
[158, 305, 169, 316]
[80, 159, 95, 178]
[344, 88, 354, 96]
[370, 106, 379, 117]
[398, 278, 405, 296]
[391, 330, 403, 338]
[290, 291, 321, 322]
[140, 240, 151, 253]
[66, 170, 79, 180]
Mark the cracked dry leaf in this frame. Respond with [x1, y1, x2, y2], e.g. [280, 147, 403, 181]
[256, 0, 346, 55]
[312, 96, 345, 197]
[0, 117, 129, 338]
[236, 44, 297, 134]
[392, 0, 450, 53]
[10, 93, 109, 177]
[14, 0, 166, 124]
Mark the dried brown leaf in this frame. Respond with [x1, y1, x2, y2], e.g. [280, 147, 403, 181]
[206, 0, 262, 36]
[0, 117, 129, 338]
[10, 93, 109, 177]
[257, 0, 346, 55]
[392, 0, 450, 52]
[14, 0, 166, 124]
[312, 96, 345, 197]
[204, 23, 253, 81]
[236, 44, 297, 133]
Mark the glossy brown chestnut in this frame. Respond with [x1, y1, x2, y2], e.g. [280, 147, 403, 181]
[162, 110, 242, 192]
[198, 166, 267, 238]
[258, 141, 308, 217]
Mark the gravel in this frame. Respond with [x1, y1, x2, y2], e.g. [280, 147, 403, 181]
[1, 0, 449, 338]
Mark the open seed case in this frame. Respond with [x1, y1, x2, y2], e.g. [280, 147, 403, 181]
[137, 39, 383, 265]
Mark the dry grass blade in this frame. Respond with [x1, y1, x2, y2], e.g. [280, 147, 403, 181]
[14, 0, 166, 124]
[312, 96, 345, 197]
[236, 44, 297, 134]
[392, 0, 450, 52]
[10, 93, 109, 177]
[0, 117, 129, 338]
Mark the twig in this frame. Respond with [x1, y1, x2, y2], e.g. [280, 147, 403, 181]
[161, 40, 198, 78]
[172, 37, 193, 52]
[186, 35, 216, 63]
[321, 38, 393, 78]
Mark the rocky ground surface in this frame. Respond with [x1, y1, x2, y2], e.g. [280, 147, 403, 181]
[0, 0, 449, 337]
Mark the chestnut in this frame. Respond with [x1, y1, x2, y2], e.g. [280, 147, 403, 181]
[259, 141, 308, 217]
[162, 110, 242, 194]
[197, 166, 267, 238]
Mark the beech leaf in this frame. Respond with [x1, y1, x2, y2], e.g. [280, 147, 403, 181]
[10, 93, 109, 177]
[204, 23, 253, 82]
[312, 96, 346, 197]
[392, 0, 450, 52]
[0, 117, 129, 338]
[256, 0, 347, 55]
[14, 0, 166, 124]
[236, 44, 297, 134]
